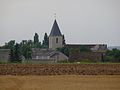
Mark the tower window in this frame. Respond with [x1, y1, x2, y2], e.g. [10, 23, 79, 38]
[56, 38, 58, 43]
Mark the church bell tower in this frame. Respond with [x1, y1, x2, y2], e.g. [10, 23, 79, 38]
[49, 19, 63, 50]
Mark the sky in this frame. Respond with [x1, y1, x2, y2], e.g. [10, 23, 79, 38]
[0, 0, 120, 46]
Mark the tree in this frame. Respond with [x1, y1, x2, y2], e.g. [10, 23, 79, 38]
[20, 40, 32, 60]
[14, 43, 22, 62]
[79, 46, 92, 52]
[1, 40, 15, 49]
[9, 43, 22, 63]
[21, 44, 32, 60]
[105, 48, 120, 62]
[28, 40, 33, 46]
[42, 33, 49, 48]
[62, 35, 65, 45]
[57, 47, 69, 57]
[33, 33, 42, 48]
[112, 49, 120, 59]
[34, 33, 39, 44]
[9, 49, 14, 62]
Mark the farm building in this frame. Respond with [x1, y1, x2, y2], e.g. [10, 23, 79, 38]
[48, 19, 107, 62]
[65, 44, 107, 52]
[0, 19, 107, 62]
[65, 44, 107, 62]
[0, 49, 10, 62]
[30, 48, 68, 63]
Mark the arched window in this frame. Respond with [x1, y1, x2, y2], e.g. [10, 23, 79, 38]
[56, 38, 58, 43]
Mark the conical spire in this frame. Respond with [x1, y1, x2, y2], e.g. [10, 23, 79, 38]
[49, 19, 62, 36]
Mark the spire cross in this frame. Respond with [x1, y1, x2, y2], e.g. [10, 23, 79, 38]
[54, 13, 56, 19]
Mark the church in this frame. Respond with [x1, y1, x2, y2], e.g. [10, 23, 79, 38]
[0, 19, 107, 63]
[31, 19, 107, 63]
[31, 19, 68, 63]
[49, 19, 64, 50]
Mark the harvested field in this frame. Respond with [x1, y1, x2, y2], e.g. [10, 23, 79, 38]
[0, 75, 120, 90]
[0, 64, 120, 75]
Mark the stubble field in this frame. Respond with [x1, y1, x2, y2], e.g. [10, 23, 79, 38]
[0, 75, 120, 90]
[0, 64, 120, 90]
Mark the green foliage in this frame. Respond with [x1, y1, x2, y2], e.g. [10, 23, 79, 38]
[57, 60, 69, 63]
[34, 33, 39, 44]
[42, 33, 49, 48]
[62, 35, 65, 45]
[57, 47, 69, 57]
[79, 46, 92, 52]
[105, 48, 120, 62]
[9, 49, 14, 62]
[20, 43, 32, 60]
[13, 43, 22, 62]
[57, 46, 91, 58]
[104, 56, 114, 62]
[0, 62, 8, 64]
[33, 33, 42, 48]
[9, 43, 22, 63]
[1, 40, 15, 49]
[0, 33, 46, 63]
[33, 42, 42, 48]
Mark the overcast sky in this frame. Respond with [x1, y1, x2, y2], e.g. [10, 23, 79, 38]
[0, 0, 120, 46]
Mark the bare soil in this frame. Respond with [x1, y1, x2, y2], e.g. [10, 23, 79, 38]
[0, 75, 120, 90]
[0, 64, 120, 75]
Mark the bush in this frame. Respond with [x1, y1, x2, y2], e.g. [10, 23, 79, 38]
[57, 60, 69, 63]
[104, 56, 114, 62]
[105, 49, 120, 62]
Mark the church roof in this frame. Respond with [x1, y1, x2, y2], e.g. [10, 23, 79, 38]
[49, 19, 62, 36]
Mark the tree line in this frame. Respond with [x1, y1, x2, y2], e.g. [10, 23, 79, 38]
[0, 33, 49, 63]
[105, 48, 120, 62]
[57, 46, 120, 62]
[0, 32, 120, 63]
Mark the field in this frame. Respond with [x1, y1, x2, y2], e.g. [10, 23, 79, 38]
[0, 64, 120, 75]
[0, 75, 120, 90]
[0, 64, 120, 90]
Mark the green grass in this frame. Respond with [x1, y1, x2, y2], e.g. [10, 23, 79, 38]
[0, 60, 120, 64]
[73, 61, 120, 64]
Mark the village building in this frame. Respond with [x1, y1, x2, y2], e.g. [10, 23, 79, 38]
[65, 44, 107, 52]
[30, 48, 68, 63]
[49, 19, 64, 50]
[29, 19, 68, 63]
[65, 44, 107, 62]
[0, 49, 10, 62]
[0, 19, 107, 63]
[0, 19, 68, 63]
